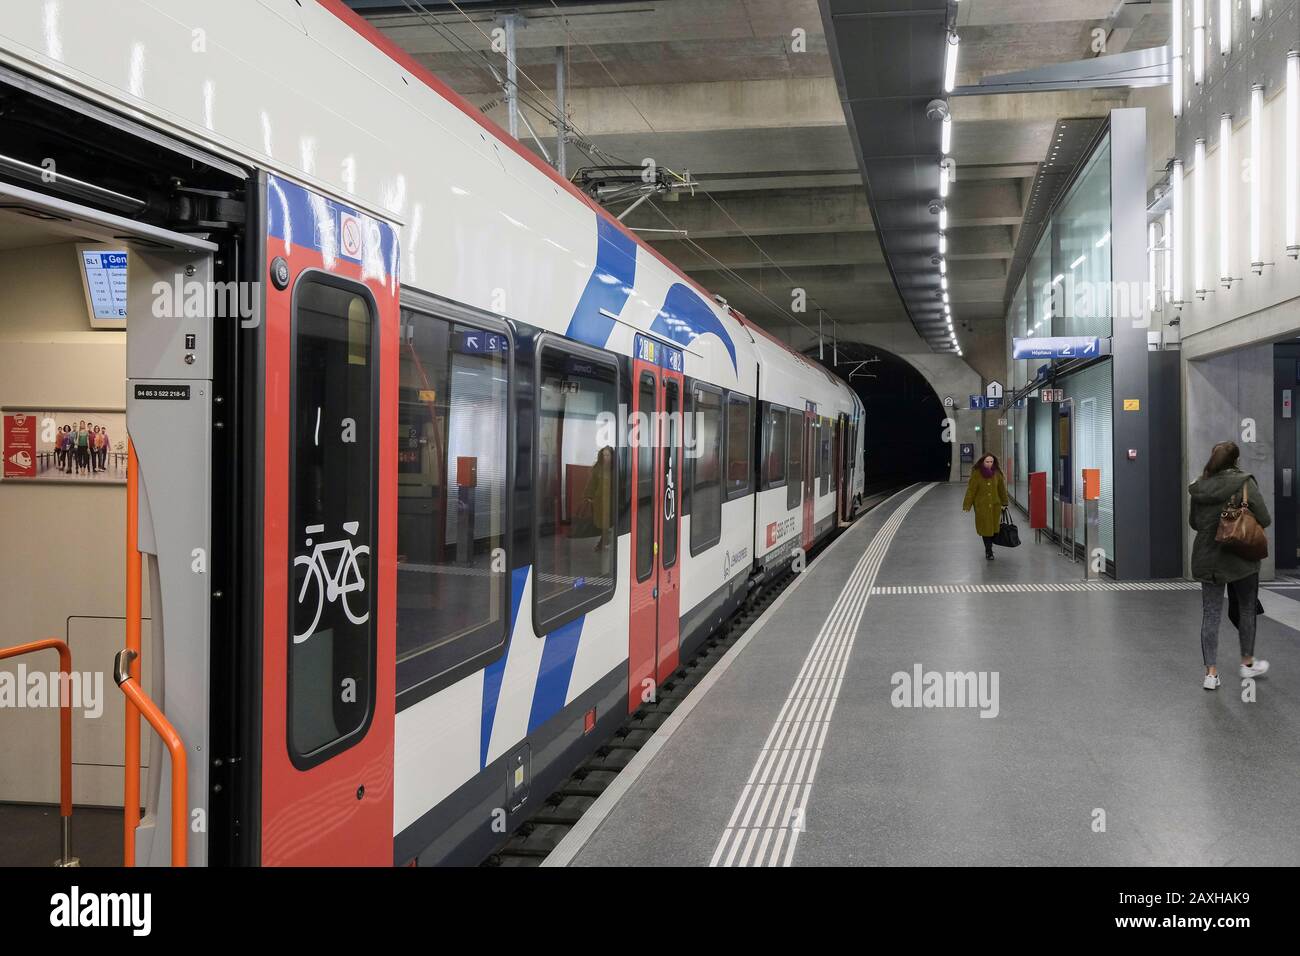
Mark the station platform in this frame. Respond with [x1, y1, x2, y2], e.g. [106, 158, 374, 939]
[547, 482, 1300, 867]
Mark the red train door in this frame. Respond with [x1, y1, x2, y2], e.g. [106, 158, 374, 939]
[628, 335, 683, 711]
[656, 367, 683, 684]
[802, 405, 815, 550]
[259, 174, 397, 865]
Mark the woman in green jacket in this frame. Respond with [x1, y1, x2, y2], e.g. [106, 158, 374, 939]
[962, 453, 1009, 560]
[1188, 441, 1272, 690]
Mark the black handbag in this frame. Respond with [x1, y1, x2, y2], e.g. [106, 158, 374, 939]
[991, 507, 1021, 548]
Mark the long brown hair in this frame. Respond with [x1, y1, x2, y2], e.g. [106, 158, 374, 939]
[978, 453, 1001, 474]
[1200, 441, 1240, 478]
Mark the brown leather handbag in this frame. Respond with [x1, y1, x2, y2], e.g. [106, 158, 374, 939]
[1216, 481, 1269, 560]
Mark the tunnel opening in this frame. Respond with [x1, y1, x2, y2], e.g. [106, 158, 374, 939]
[808, 342, 951, 485]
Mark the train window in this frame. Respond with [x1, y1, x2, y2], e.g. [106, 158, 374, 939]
[764, 404, 787, 488]
[395, 308, 509, 702]
[786, 409, 803, 511]
[635, 372, 656, 582]
[535, 340, 619, 633]
[819, 417, 832, 497]
[724, 393, 752, 500]
[288, 274, 377, 767]
[689, 383, 722, 554]
[662, 379, 680, 569]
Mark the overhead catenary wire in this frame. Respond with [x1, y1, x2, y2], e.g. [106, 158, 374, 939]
[403, 0, 832, 349]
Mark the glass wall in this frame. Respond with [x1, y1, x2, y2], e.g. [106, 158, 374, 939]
[1062, 361, 1114, 561]
[1054, 137, 1113, 340]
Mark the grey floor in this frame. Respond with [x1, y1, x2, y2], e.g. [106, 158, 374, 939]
[571, 482, 1300, 866]
[0, 803, 121, 867]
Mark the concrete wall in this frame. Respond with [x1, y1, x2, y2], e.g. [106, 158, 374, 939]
[1183, 343, 1277, 581]
[0, 241, 152, 810]
[775, 319, 986, 480]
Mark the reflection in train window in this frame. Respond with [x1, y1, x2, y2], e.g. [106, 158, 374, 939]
[819, 416, 832, 497]
[764, 404, 787, 488]
[690, 383, 722, 554]
[786, 408, 803, 511]
[724, 393, 752, 500]
[395, 308, 508, 700]
[289, 275, 376, 766]
[535, 342, 618, 633]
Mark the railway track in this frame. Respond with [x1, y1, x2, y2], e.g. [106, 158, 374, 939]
[482, 482, 903, 867]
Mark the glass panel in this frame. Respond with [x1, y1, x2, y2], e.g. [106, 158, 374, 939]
[636, 373, 656, 582]
[289, 278, 374, 760]
[536, 345, 618, 626]
[395, 311, 507, 696]
[725, 394, 751, 497]
[690, 385, 722, 553]
[1055, 135, 1113, 339]
[662, 380, 679, 569]
[786, 410, 803, 511]
[765, 405, 787, 485]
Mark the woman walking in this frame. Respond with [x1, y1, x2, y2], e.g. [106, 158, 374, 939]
[1189, 441, 1271, 690]
[962, 453, 1009, 560]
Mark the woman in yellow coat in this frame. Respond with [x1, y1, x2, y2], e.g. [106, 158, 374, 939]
[962, 453, 1009, 560]
[584, 445, 615, 552]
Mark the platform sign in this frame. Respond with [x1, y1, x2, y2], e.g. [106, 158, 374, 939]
[986, 380, 1004, 400]
[970, 395, 987, 410]
[1012, 336, 1101, 360]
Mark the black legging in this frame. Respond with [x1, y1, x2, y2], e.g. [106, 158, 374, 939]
[983, 535, 995, 555]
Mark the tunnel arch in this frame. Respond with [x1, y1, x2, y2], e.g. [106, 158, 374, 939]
[804, 341, 953, 484]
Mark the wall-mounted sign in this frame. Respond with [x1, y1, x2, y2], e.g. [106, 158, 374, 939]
[960, 443, 975, 463]
[1012, 336, 1102, 360]
[1040, 388, 1065, 403]
[1123, 398, 1140, 411]
[2, 408, 128, 484]
[985, 380, 1004, 400]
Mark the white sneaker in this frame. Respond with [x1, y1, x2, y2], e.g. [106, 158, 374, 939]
[1203, 674, 1221, 690]
[1240, 660, 1270, 679]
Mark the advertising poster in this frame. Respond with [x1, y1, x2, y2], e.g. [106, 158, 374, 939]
[1, 409, 128, 483]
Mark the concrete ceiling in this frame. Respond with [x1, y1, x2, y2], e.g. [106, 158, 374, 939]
[351, 0, 1171, 380]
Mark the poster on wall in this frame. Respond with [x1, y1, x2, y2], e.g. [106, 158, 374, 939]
[2, 409, 128, 484]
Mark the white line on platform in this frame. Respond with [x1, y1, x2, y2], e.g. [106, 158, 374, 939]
[870, 581, 1202, 594]
[709, 482, 937, 868]
[540, 484, 922, 867]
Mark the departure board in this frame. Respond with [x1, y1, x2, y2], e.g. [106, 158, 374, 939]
[80, 249, 128, 322]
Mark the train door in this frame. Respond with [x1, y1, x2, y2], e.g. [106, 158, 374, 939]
[628, 335, 683, 712]
[259, 174, 398, 865]
[801, 404, 816, 550]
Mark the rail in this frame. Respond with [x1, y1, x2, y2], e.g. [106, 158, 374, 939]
[114, 648, 187, 867]
[0, 637, 77, 866]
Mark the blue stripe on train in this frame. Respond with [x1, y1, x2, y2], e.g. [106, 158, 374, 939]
[564, 216, 638, 347]
[479, 565, 530, 769]
[527, 617, 585, 734]
[650, 282, 738, 372]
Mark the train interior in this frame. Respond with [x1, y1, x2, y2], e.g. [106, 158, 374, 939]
[0, 206, 160, 867]
[0, 74, 250, 866]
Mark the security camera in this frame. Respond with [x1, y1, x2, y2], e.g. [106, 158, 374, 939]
[928, 199, 944, 216]
[926, 99, 950, 122]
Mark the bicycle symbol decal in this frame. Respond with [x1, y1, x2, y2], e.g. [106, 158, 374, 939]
[293, 520, 370, 644]
[663, 454, 676, 522]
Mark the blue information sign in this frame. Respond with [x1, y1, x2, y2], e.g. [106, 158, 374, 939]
[458, 330, 507, 354]
[1012, 336, 1102, 360]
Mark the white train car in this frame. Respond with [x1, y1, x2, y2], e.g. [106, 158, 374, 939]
[0, 0, 865, 867]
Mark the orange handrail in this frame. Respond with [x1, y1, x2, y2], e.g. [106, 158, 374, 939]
[0, 637, 76, 866]
[114, 649, 187, 867]
[124, 439, 142, 865]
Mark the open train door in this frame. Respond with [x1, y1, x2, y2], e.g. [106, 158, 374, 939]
[258, 174, 398, 865]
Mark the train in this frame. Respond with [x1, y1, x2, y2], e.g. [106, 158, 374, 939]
[0, 0, 863, 866]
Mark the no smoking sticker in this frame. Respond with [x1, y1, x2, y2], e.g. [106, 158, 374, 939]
[340, 211, 364, 261]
